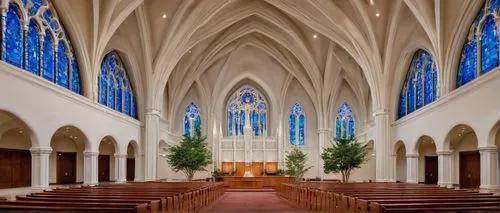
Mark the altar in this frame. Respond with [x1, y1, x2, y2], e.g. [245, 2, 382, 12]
[222, 176, 295, 189]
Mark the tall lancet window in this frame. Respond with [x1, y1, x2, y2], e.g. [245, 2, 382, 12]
[1, 0, 81, 94]
[227, 87, 267, 136]
[99, 51, 137, 118]
[335, 102, 355, 141]
[184, 103, 201, 136]
[398, 49, 438, 118]
[457, 0, 500, 88]
[289, 103, 305, 146]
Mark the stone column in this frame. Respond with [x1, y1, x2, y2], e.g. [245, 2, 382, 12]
[145, 109, 161, 181]
[479, 146, 500, 193]
[83, 151, 98, 186]
[374, 109, 391, 181]
[317, 128, 330, 179]
[406, 153, 419, 184]
[437, 150, 453, 188]
[115, 154, 127, 183]
[30, 147, 52, 190]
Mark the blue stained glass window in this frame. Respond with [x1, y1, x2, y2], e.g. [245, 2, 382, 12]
[107, 77, 115, 109]
[21, 0, 28, 6]
[99, 51, 136, 118]
[71, 59, 81, 94]
[56, 41, 68, 88]
[289, 103, 305, 145]
[4, 4, 23, 68]
[457, 0, 500, 89]
[42, 32, 54, 82]
[26, 20, 40, 75]
[336, 102, 355, 140]
[184, 103, 201, 136]
[30, 0, 44, 16]
[116, 82, 122, 112]
[481, 15, 499, 74]
[399, 49, 438, 118]
[226, 87, 268, 136]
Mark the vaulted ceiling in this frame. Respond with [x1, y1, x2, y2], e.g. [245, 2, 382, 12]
[51, 0, 482, 121]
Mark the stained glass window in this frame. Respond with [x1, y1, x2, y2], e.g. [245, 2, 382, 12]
[184, 103, 201, 136]
[227, 87, 267, 136]
[1, 1, 81, 94]
[335, 102, 355, 140]
[289, 103, 305, 146]
[99, 51, 137, 118]
[398, 49, 438, 118]
[457, 0, 500, 87]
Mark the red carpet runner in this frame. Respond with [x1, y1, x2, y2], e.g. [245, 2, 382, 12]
[201, 191, 304, 213]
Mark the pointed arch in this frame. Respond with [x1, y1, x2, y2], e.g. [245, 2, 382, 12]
[289, 103, 305, 146]
[226, 86, 268, 137]
[99, 51, 137, 118]
[183, 102, 201, 136]
[335, 102, 355, 140]
[398, 49, 438, 118]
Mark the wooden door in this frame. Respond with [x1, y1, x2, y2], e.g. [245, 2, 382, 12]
[424, 156, 438, 184]
[98, 155, 110, 182]
[126, 158, 135, 181]
[57, 152, 76, 184]
[0, 149, 31, 189]
[460, 151, 480, 189]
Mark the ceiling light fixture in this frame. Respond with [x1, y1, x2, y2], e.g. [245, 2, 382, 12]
[375, 12, 380, 17]
[313, 34, 318, 39]
[162, 14, 167, 19]
[370, 0, 375, 6]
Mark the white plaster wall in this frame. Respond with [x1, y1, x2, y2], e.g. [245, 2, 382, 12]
[396, 146, 407, 182]
[0, 129, 31, 150]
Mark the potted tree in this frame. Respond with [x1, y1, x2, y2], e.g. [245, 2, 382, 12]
[321, 138, 368, 183]
[211, 166, 222, 182]
[163, 126, 212, 181]
[284, 147, 313, 181]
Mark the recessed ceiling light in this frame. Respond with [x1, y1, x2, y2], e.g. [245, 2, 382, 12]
[370, 0, 374, 6]
[313, 34, 318, 39]
[188, 50, 192, 53]
[375, 13, 380, 17]
[162, 14, 167, 19]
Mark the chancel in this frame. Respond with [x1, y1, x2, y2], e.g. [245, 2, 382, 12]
[0, 0, 500, 212]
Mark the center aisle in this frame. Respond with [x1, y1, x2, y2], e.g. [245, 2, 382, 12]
[201, 191, 304, 213]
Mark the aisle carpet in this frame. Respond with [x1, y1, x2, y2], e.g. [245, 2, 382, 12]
[200, 191, 304, 213]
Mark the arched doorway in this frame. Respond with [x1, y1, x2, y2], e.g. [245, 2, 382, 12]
[394, 141, 407, 183]
[415, 136, 437, 184]
[50, 126, 88, 185]
[445, 125, 479, 189]
[157, 140, 168, 180]
[0, 111, 33, 189]
[126, 141, 138, 181]
[98, 136, 117, 182]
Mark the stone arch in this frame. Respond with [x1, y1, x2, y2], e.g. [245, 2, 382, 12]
[98, 136, 118, 182]
[157, 139, 169, 180]
[126, 140, 139, 181]
[414, 135, 438, 184]
[394, 140, 407, 183]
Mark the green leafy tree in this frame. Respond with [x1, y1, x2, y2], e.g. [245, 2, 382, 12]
[321, 138, 368, 183]
[284, 147, 313, 181]
[164, 126, 212, 181]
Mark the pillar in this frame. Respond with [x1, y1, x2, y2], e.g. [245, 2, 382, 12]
[83, 151, 98, 186]
[374, 109, 391, 181]
[145, 109, 161, 181]
[115, 153, 127, 183]
[317, 128, 330, 179]
[406, 153, 419, 184]
[437, 150, 453, 188]
[479, 146, 500, 193]
[30, 147, 52, 190]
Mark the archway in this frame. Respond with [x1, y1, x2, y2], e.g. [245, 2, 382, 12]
[50, 126, 88, 185]
[0, 110, 34, 189]
[414, 136, 437, 184]
[98, 136, 117, 182]
[445, 124, 479, 189]
[157, 140, 168, 181]
[394, 141, 407, 183]
[126, 141, 138, 181]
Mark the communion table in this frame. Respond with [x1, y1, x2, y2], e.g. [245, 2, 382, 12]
[222, 176, 295, 189]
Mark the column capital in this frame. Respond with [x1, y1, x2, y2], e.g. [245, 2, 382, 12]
[436, 150, 453, 155]
[114, 153, 128, 158]
[83, 151, 99, 156]
[478, 146, 498, 152]
[29, 147, 52, 155]
[406, 153, 419, 158]
[373, 108, 389, 116]
[145, 108, 161, 116]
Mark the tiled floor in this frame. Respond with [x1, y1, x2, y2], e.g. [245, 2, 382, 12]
[201, 191, 305, 213]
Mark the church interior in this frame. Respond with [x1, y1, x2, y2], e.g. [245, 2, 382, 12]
[1, 0, 500, 212]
